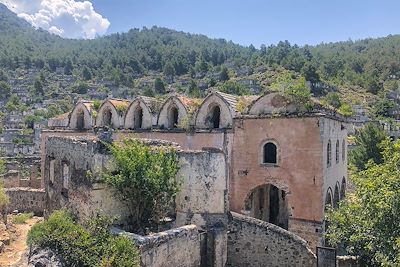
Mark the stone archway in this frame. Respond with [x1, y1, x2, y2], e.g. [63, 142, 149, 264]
[244, 184, 289, 229]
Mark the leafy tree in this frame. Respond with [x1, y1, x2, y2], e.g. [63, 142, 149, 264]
[154, 77, 165, 94]
[219, 66, 230, 81]
[24, 115, 40, 129]
[271, 71, 312, 111]
[374, 98, 396, 118]
[327, 139, 400, 266]
[28, 210, 140, 267]
[338, 103, 354, 117]
[350, 123, 387, 171]
[325, 92, 342, 109]
[163, 61, 175, 78]
[219, 81, 250, 96]
[72, 81, 89, 94]
[188, 80, 202, 98]
[82, 66, 92, 81]
[64, 58, 73, 75]
[34, 78, 44, 95]
[0, 81, 11, 98]
[103, 139, 180, 231]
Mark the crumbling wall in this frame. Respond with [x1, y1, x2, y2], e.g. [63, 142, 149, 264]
[112, 225, 201, 267]
[227, 212, 316, 267]
[44, 136, 131, 225]
[5, 188, 45, 215]
[175, 148, 227, 228]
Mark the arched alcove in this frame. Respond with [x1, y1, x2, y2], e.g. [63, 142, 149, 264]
[340, 178, 346, 200]
[325, 188, 333, 210]
[244, 184, 289, 229]
[333, 183, 340, 209]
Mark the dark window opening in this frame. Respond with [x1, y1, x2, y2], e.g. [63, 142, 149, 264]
[103, 109, 112, 126]
[168, 107, 179, 128]
[327, 140, 332, 166]
[335, 140, 339, 164]
[325, 190, 332, 209]
[134, 107, 143, 129]
[77, 110, 85, 130]
[263, 142, 277, 164]
[340, 178, 346, 200]
[210, 106, 221, 129]
[333, 184, 340, 209]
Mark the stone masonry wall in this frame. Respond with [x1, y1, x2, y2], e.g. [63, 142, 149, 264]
[227, 212, 316, 267]
[5, 188, 45, 215]
[289, 217, 323, 252]
[112, 225, 201, 267]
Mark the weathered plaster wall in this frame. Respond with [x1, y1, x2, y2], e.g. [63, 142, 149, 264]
[230, 117, 324, 221]
[227, 212, 316, 267]
[44, 136, 131, 225]
[96, 102, 124, 128]
[248, 93, 297, 115]
[195, 95, 233, 129]
[112, 225, 201, 267]
[124, 100, 153, 129]
[175, 148, 227, 228]
[5, 188, 45, 215]
[69, 102, 93, 130]
[157, 97, 188, 128]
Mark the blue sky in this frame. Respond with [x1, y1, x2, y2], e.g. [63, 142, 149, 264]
[89, 0, 400, 47]
[2, 0, 400, 46]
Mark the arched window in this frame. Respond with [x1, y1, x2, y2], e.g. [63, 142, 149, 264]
[210, 105, 221, 129]
[134, 106, 143, 129]
[333, 183, 340, 209]
[103, 108, 112, 126]
[340, 177, 346, 200]
[342, 139, 346, 162]
[263, 142, 277, 164]
[76, 110, 85, 130]
[327, 140, 332, 167]
[335, 140, 339, 164]
[325, 188, 333, 210]
[168, 106, 179, 128]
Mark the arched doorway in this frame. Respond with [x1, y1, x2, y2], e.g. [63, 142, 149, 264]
[76, 110, 85, 130]
[325, 188, 333, 209]
[103, 108, 112, 127]
[210, 105, 221, 129]
[134, 106, 143, 129]
[168, 106, 179, 128]
[244, 184, 289, 229]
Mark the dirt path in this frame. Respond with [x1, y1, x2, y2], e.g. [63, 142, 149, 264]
[0, 217, 42, 267]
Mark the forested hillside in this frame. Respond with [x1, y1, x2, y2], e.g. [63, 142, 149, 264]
[1, 3, 400, 120]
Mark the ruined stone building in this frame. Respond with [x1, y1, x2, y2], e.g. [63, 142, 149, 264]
[42, 90, 348, 266]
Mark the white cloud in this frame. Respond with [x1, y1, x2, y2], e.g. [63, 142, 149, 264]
[0, 0, 110, 39]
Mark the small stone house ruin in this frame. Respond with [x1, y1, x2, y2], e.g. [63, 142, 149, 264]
[42, 89, 348, 266]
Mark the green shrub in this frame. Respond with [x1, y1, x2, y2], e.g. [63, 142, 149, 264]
[12, 212, 33, 224]
[103, 139, 180, 232]
[27, 210, 140, 267]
